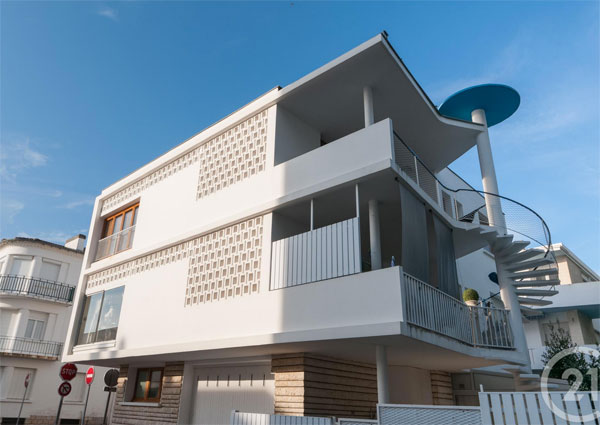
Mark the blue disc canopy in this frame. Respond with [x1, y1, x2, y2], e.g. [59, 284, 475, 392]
[438, 84, 520, 127]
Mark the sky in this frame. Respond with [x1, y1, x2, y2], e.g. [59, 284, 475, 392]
[1, 1, 599, 271]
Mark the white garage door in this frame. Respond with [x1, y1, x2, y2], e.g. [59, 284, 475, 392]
[191, 364, 275, 425]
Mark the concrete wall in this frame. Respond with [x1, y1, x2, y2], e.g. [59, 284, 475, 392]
[456, 248, 500, 305]
[274, 106, 321, 165]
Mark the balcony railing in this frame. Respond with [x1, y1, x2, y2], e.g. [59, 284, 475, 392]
[95, 225, 136, 261]
[0, 275, 75, 303]
[0, 336, 63, 358]
[270, 217, 361, 290]
[403, 272, 514, 349]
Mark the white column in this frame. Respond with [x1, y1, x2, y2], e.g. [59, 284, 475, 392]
[355, 184, 360, 218]
[471, 109, 506, 232]
[310, 199, 314, 231]
[496, 260, 531, 372]
[363, 86, 374, 127]
[376, 345, 389, 404]
[368, 200, 382, 270]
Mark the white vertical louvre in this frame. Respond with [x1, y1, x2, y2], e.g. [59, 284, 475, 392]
[270, 217, 361, 290]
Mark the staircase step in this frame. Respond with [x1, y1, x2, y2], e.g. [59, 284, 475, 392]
[505, 257, 555, 272]
[513, 278, 560, 287]
[509, 268, 558, 280]
[515, 288, 559, 297]
[517, 297, 553, 306]
[492, 235, 514, 251]
[495, 241, 530, 258]
[502, 249, 542, 265]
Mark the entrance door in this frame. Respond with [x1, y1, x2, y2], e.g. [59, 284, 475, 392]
[191, 364, 275, 425]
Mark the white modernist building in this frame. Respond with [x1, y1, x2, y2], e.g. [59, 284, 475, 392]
[0, 236, 110, 424]
[62, 33, 561, 424]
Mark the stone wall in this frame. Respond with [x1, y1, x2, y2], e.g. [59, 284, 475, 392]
[430, 370, 454, 405]
[272, 353, 377, 419]
[112, 362, 183, 425]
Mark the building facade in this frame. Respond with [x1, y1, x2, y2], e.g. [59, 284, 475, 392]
[0, 236, 110, 425]
[62, 34, 559, 424]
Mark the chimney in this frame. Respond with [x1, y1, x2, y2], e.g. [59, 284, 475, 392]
[65, 234, 86, 252]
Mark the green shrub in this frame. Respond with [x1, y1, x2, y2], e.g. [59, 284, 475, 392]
[463, 288, 479, 302]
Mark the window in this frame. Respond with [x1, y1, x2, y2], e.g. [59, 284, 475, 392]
[10, 257, 32, 276]
[40, 259, 61, 282]
[77, 286, 125, 345]
[97, 203, 139, 259]
[24, 319, 45, 340]
[134, 368, 163, 402]
[7, 368, 35, 399]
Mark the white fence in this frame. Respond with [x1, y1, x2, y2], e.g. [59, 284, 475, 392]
[479, 391, 599, 425]
[270, 217, 361, 290]
[378, 404, 481, 425]
[403, 272, 514, 349]
[233, 392, 599, 425]
[231, 411, 333, 425]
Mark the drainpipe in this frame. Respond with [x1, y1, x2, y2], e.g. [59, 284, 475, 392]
[368, 200, 382, 270]
[363, 86, 374, 127]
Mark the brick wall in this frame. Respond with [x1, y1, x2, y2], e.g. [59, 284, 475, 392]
[112, 362, 184, 425]
[430, 370, 454, 405]
[272, 353, 377, 419]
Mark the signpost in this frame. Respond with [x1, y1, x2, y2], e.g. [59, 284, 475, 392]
[102, 369, 119, 425]
[81, 367, 95, 424]
[55, 363, 77, 425]
[15, 373, 30, 425]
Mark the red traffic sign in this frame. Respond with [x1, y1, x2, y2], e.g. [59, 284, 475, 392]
[58, 381, 72, 397]
[85, 367, 95, 385]
[60, 363, 78, 381]
[24, 373, 30, 388]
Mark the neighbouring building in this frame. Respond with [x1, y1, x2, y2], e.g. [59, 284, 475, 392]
[0, 236, 110, 425]
[61, 33, 561, 424]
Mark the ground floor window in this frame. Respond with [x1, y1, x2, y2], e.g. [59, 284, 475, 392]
[77, 286, 125, 345]
[134, 368, 163, 402]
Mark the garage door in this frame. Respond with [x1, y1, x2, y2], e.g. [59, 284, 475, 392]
[191, 364, 275, 425]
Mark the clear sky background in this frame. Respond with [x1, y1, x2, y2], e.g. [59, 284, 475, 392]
[1, 1, 599, 271]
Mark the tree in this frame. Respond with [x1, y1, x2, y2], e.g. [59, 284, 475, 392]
[541, 324, 599, 391]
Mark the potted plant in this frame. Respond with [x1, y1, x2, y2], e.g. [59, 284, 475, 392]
[463, 288, 479, 307]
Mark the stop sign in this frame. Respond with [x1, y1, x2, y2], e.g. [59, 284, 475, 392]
[85, 367, 95, 385]
[59, 363, 77, 381]
[24, 373, 30, 388]
[58, 381, 72, 397]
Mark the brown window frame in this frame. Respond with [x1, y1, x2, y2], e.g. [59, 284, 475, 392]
[102, 202, 139, 239]
[133, 367, 163, 402]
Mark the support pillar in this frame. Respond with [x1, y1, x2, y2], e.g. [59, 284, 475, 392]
[363, 86, 374, 127]
[496, 260, 532, 372]
[376, 345, 389, 404]
[368, 200, 382, 270]
[471, 109, 506, 232]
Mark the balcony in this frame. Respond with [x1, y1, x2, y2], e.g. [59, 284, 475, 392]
[95, 225, 136, 261]
[0, 275, 75, 303]
[0, 336, 63, 359]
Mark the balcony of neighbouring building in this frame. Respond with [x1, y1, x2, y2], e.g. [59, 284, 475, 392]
[0, 335, 63, 360]
[0, 274, 75, 304]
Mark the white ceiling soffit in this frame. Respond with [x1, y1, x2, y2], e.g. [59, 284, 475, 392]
[277, 33, 483, 172]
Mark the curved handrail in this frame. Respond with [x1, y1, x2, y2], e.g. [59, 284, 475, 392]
[392, 131, 557, 305]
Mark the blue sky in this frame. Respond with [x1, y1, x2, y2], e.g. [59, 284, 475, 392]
[1, 1, 598, 271]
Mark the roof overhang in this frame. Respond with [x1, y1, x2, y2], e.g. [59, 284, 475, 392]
[277, 33, 483, 172]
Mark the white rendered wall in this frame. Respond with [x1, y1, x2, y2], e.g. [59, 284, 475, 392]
[273, 105, 321, 165]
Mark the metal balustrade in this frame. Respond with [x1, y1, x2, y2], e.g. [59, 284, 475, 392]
[0, 274, 75, 303]
[0, 335, 63, 358]
[95, 225, 136, 260]
[403, 272, 514, 349]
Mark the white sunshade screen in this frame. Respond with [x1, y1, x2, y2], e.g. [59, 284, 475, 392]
[10, 258, 32, 276]
[40, 260, 61, 282]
